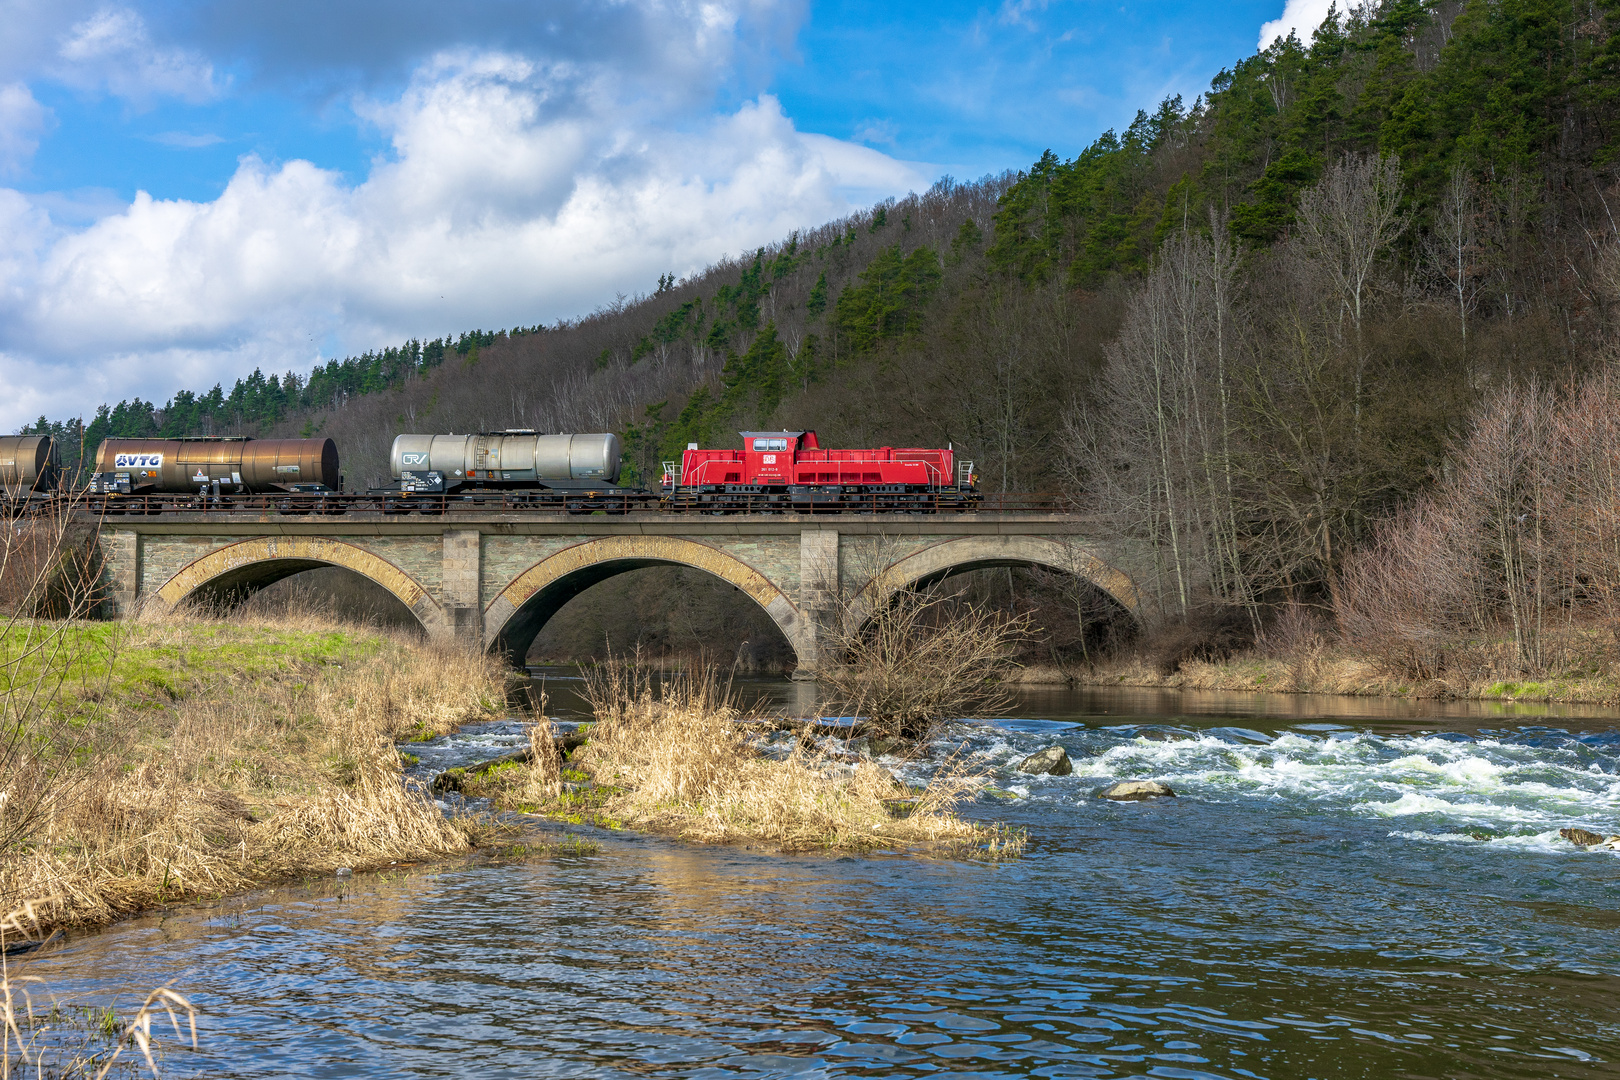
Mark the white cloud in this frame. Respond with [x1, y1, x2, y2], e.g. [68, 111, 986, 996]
[1259, 0, 1338, 50]
[0, 83, 51, 175]
[0, 49, 929, 430]
[58, 7, 220, 103]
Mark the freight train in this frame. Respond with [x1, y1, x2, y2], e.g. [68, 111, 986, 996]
[7, 429, 977, 514]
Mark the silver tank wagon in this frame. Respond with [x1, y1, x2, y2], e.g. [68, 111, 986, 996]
[390, 431, 621, 490]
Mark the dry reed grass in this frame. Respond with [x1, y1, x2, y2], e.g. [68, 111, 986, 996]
[0, 606, 511, 932]
[0, 900, 198, 1078]
[1067, 618, 1620, 703]
[537, 662, 1022, 856]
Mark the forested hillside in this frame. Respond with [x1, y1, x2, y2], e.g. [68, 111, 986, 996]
[35, 0, 1620, 663]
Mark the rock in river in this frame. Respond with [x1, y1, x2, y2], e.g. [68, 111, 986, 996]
[1017, 746, 1073, 776]
[1098, 780, 1177, 801]
[1560, 827, 1610, 847]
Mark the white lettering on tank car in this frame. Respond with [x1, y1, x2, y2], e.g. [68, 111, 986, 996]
[113, 453, 163, 469]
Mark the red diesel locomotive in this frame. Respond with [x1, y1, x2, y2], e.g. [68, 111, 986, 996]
[662, 430, 977, 511]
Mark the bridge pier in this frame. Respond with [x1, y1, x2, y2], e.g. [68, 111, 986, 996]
[794, 529, 839, 679]
[105, 529, 140, 616]
[439, 529, 483, 646]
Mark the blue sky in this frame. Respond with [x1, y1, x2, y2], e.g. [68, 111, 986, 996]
[0, 0, 1332, 429]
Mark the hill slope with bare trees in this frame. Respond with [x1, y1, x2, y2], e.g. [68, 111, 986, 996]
[34, 1, 1620, 681]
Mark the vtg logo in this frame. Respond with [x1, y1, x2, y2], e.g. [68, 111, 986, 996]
[113, 453, 162, 469]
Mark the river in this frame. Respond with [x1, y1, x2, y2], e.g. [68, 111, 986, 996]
[21, 675, 1620, 1078]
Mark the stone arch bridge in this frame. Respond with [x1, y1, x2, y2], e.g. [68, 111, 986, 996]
[98, 511, 1138, 674]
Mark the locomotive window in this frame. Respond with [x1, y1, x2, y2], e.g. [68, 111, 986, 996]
[752, 438, 788, 452]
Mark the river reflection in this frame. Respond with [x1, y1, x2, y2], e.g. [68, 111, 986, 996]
[527, 664, 1620, 732]
[23, 680, 1620, 1078]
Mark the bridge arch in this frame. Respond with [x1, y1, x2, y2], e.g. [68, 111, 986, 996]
[484, 536, 811, 664]
[153, 536, 444, 631]
[850, 534, 1140, 628]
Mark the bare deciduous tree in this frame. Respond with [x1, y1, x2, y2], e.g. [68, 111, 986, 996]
[1069, 218, 1257, 626]
[1294, 151, 1407, 423]
[1424, 162, 1486, 347]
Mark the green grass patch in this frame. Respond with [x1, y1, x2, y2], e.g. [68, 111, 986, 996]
[1485, 680, 1553, 698]
[1, 621, 389, 725]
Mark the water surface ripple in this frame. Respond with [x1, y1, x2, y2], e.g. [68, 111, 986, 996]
[31, 687, 1620, 1078]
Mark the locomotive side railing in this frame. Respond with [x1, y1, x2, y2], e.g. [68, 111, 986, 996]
[46, 490, 1077, 517]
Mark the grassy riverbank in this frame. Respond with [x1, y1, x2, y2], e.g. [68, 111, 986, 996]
[1013, 625, 1620, 705]
[0, 611, 513, 931]
[462, 665, 1023, 859]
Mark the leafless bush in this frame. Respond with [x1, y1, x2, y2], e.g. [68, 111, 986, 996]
[1339, 372, 1620, 682]
[817, 589, 1031, 747]
[1549, 371, 1620, 644]
[1262, 600, 1332, 691]
[0, 504, 103, 619]
[1145, 602, 1255, 676]
[1263, 601, 1329, 656]
[1339, 499, 1477, 680]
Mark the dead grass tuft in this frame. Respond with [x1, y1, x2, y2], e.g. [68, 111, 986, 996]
[512, 661, 1024, 857]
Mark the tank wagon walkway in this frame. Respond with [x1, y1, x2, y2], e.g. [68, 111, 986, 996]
[96, 510, 1140, 674]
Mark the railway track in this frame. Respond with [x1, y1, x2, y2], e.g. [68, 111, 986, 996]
[7, 491, 1074, 518]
